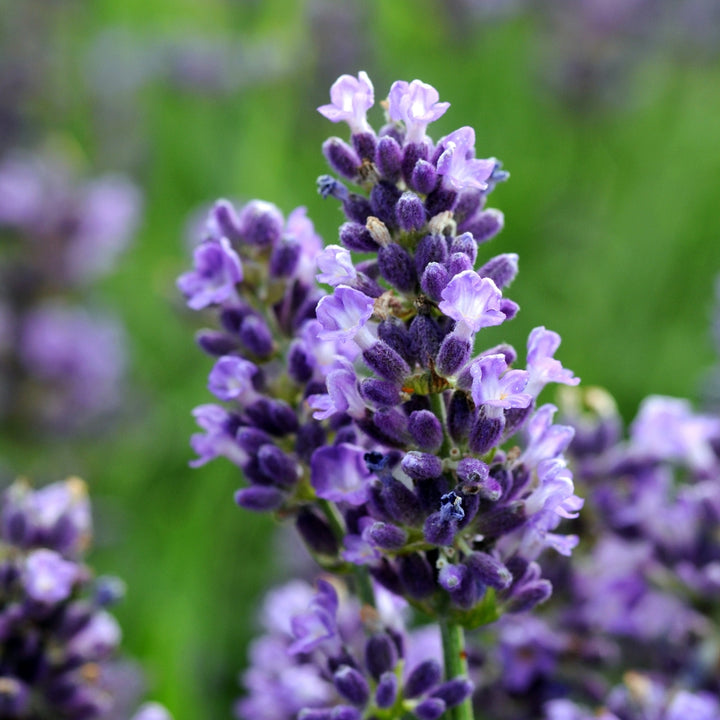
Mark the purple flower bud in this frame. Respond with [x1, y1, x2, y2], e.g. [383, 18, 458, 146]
[468, 408, 506, 454]
[425, 187, 458, 217]
[460, 208, 504, 244]
[23, 549, 78, 604]
[453, 191, 484, 223]
[234, 486, 285, 512]
[94, 575, 126, 607]
[257, 444, 299, 487]
[431, 679, 474, 707]
[363, 341, 411, 384]
[239, 316, 274, 357]
[415, 234, 448, 275]
[211, 199, 243, 242]
[195, 329, 238, 357]
[504, 404, 534, 435]
[66, 610, 121, 661]
[364, 522, 407, 550]
[365, 634, 398, 679]
[408, 410, 444, 451]
[450, 232, 478, 265]
[359, 378, 403, 409]
[424, 511, 457, 546]
[401, 142, 429, 186]
[411, 160, 438, 195]
[377, 477, 423, 526]
[401, 451, 443, 481]
[465, 552, 513, 590]
[444, 564, 478, 609]
[446, 252, 473, 278]
[456, 458, 501, 500]
[378, 318, 414, 365]
[420, 262, 450, 302]
[499, 298, 519, 321]
[269, 240, 301, 278]
[405, 659, 442, 698]
[339, 222, 378, 252]
[333, 666, 370, 706]
[477, 253, 519, 289]
[399, 553, 435, 599]
[371, 181, 402, 229]
[436, 335, 471, 378]
[447, 391, 473, 444]
[378, 243, 417, 293]
[236, 200, 284, 247]
[342, 194, 373, 225]
[438, 563, 465, 592]
[396, 192, 426, 232]
[375, 673, 398, 708]
[415, 698, 447, 720]
[352, 132, 377, 162]
[369, 558, 403, 596]
[246, 398, 299, 435]
[317, 174, 350, 201]
[476, 501, 526, 537]
[323, 138, 361, 181]
[296, 508, 339, 556]
[505, 580, 552, 613]
[376, 136, 403, 182]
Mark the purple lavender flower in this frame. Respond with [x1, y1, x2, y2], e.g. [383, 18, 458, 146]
[436, 127, 496, 192]
[317, 71, 374, 135]
[207, 355, 260, 403]
[22, 548, 79, 603]
[470, 354, 533, 409]
[316, 285, 375, 345]
[525, 326, 580, 397]
[310, 444, 372, 506]
[176, 238, 243, 310]
[438, 271, 505, 340]
[387, 79, 450, 144]
[316, 245, 357, 286]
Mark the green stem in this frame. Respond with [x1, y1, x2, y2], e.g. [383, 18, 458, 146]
[440, 620, 474, 720]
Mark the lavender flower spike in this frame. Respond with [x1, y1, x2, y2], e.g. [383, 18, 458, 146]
[388, 79, 450, 144]
[438, 270, 505, 340]
[317, 71, 374, 135]
[436, 127, 496, 192]
[316, 285, 375, 347]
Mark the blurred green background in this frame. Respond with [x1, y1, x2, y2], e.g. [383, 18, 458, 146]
[2, 0, 720, 718]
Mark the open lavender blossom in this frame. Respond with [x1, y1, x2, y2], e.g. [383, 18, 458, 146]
[0, 478, 170, 720]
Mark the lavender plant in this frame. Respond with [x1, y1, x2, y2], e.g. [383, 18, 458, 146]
[179, 72, 585, 720]
[0, 477, 170, 719]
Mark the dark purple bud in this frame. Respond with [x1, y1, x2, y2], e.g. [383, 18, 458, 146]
[453, 191, 484, 223]
[236, 426, 272, 454]
[460, 208, 504, 244]
[357, 414, 406, 449]
[415, 234, 448, 275]
[436, 335, 471, 377]
[431, 678, 474, 707]
[296, 508, 339, 556]
[401, 451, 442, 481]
[371, 181, 403, 228]
[440, 563, 477, 609]
[363, 341, 411, 384]
[425, 187, 457, 216]
[415, 698, 447, 720]
[219, 305, 251, 335]
[399, 553, 435, 599]
[269, 240, 301, 278]
[506, 555, 529, 582]
[246, 398, 299, 435]
[396, 191, 426, 232]
[420, 262, 450, 302]
[239, 316, 274, 357]
[506, 580, 553, 613]
[237, 200, 284, 247]
[408, 410, 444, 452]
[352, 131, 377, 162]
[378, 243, 417, 292]
[402, 142, 429, 185]
[381, 478, 423, 526]
[323, 137, 361, 180]
[456, 458, 501, 500]
[447, 391, 473, 444]
[359, 378, 403, 409]
[405, 659, 442, 698]
[476, 501, 526, 537]
[342, 194, 373, 225]
[499, 298, 519, 321]
[375, 672, 398, 708]
[411, 160, 438, 195]
[365, 522, 407, 550]
[468, 409, 505, 454]
[376, 135, 403, 181]
[369, 558, 403, 596]
[466, 552, 513, 590]
[257, 444, 299, 487]
[504, 404, 533, 435]
[446, 251, 473, 278]
[378, 318, 414, 365]
[234, 486, 284, 511]
[317, 174, 349, 201]
[331, 706, 362, 720]
[450, 232, 478, 265]
[424, 511, 457, 546]
[355, 273, 384, 298]
[339, 222, 379, 252]
[365, 634, 398, 679]
[2, 508, 29, 546]
[288, 343, 314, 384]
[334, 665, 370, 706]
[196, 329, 238, 357]
[477, 253, 518, 289]
[212, 199, 243, 243]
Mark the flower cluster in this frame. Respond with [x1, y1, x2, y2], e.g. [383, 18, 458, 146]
[0, 153, 140, 433]
[0, 477, 170, 720]
[180, 72, 583, 634]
